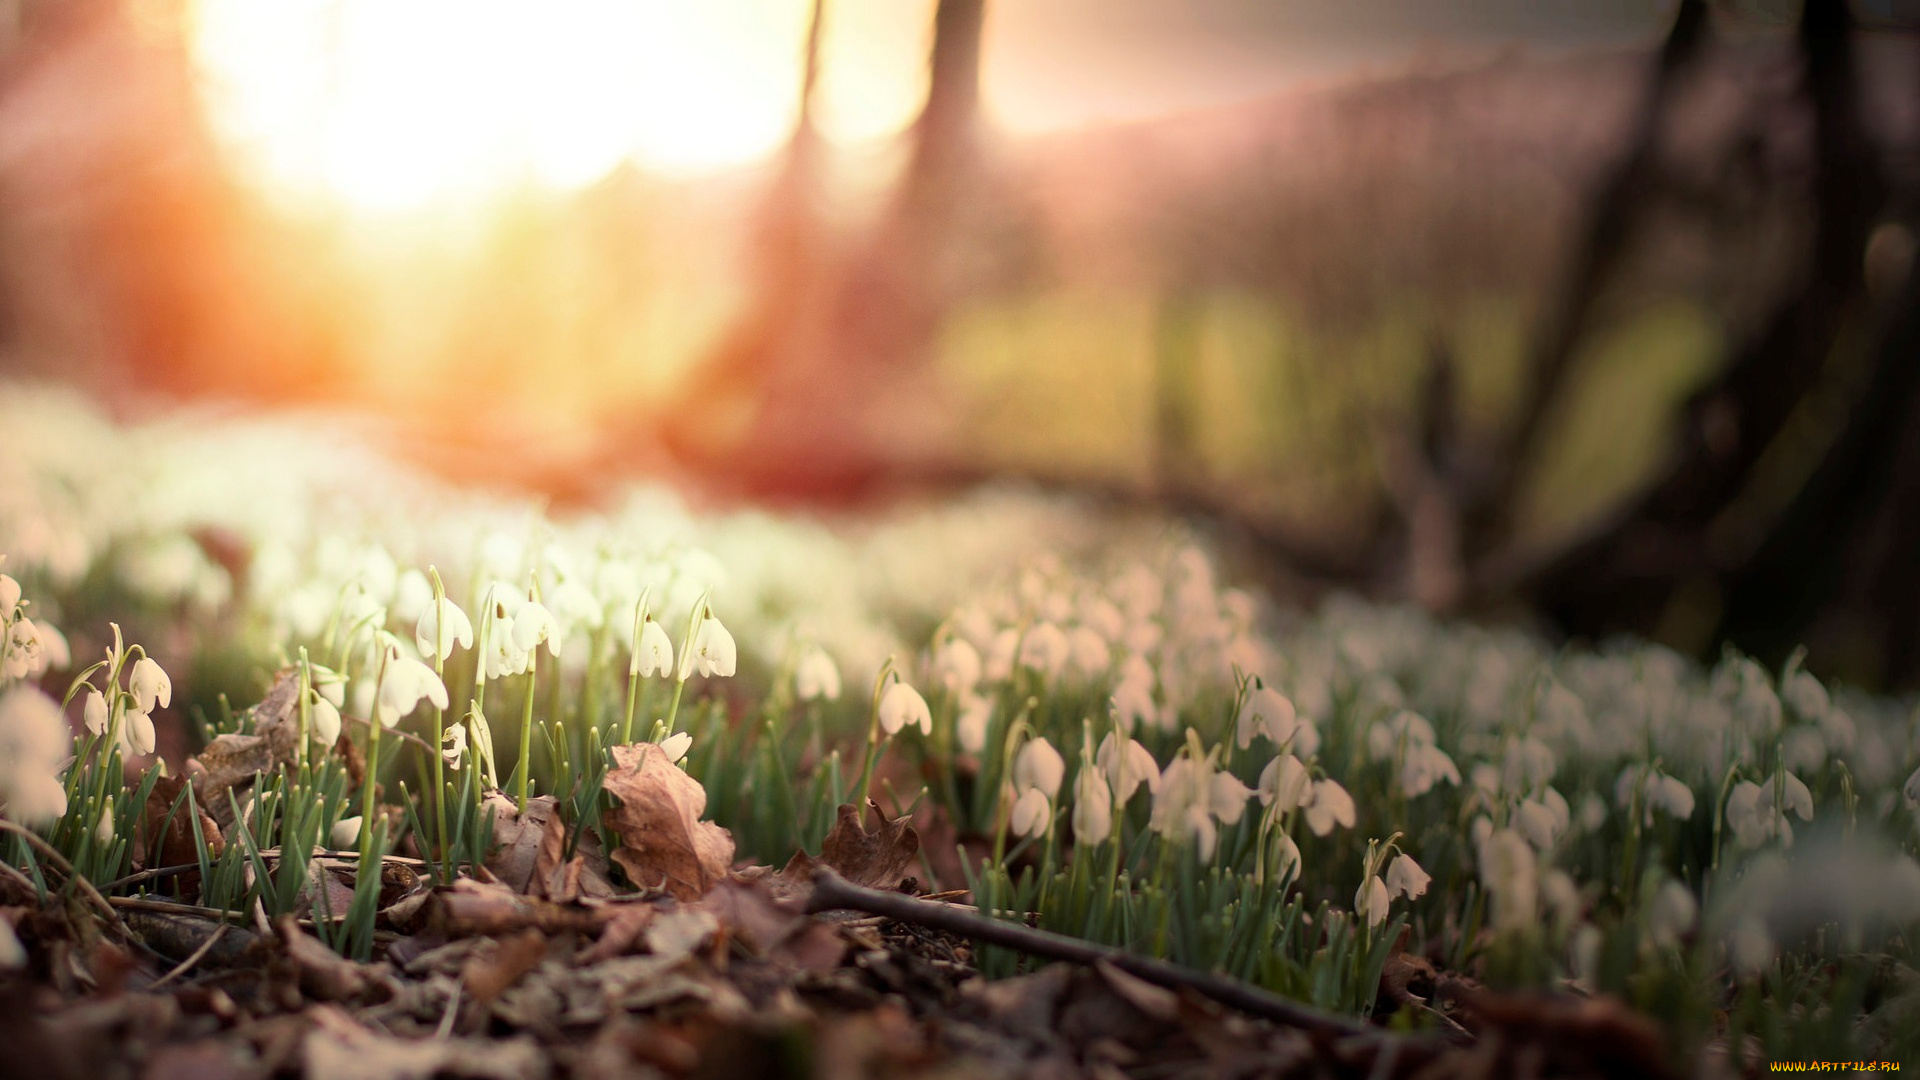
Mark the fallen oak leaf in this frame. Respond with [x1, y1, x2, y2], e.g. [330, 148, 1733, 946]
[138, 776, 224, 890]
[601, 743, 734, 901]
[783, 801, 920, 894]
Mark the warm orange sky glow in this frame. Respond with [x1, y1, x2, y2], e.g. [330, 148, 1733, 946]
[189, 0, 936, 211]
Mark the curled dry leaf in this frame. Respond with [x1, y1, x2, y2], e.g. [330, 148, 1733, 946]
[139, 775, 224, 880]
[186, 669, 304, 828]
[783, 802, 921, 894]
[485, 794, 613, 902]
[601, 743, 734, 901]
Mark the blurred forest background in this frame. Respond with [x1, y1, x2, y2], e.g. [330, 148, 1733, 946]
[1, 0, 1918, 685]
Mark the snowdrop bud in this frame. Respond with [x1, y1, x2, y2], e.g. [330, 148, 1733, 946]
[631, 617, 673, 678]
[1303, 778, 1356, 837]
[126, 710, 157, 757]
[1648, 879, 1697, 948]
[1073, 767, 1113, 846]
[1357, 875, 1391, 929]
[794, 646, 841, 702]
[415, 598, 474, 663]
[83, 688, 108, 736]
[311, 694, 342, 747]
[96, 797, 115, 843]
[0, 575, 18, 615]
[956, 693, 992, 754]
[129, 657, 172, 713]
[330, 816, 363, 849]
[879, 681, 932, 737]
[1011, 788, 1051, 838]
[1013, 737, 1066, 799]
[660, 730, 692, 764]
[1236, 684, 1297, 750]
[1386, 853, 1430, 900]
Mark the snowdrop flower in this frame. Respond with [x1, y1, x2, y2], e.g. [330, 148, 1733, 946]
[955, 693, 992, 754]
[2, 618, 50, 680]
[932, 636, 982, 694]
[984, 628, 1018, 683]
[1303, 778, 1356, 837]
[1357, 874, 1392, 929]
[1399, 743, 1461, 798]
[1011, 787, 1052, 838]
[414, 597, 474, 663]
[1386, 853, 1430, 900]
[309, 664, 347, 708]
[0, 574, 18, 615]
[660, 730, 692, 764]
[1515, 789, 1570, 851]
[1616, 764, 1695, 824]
[1108, 655, 1157, 732]
[1258, 754, 1312, 816]
[794, 646, 841, 702]
[545, 579, 603, 636]
[376, 655, 448, 727]
[1648, 879, 1697, 948]
[1018, 622, 1070, 677]
[1478, 827, 1539, 931]
[1782, 668, 1830, 721]
[1366, 710, 1436, 761]
[0, 686, 71, 823]
[1209, 770, 1253, 826]
[441, 723, 467, 769]
[1067, 626, 1110, 675]
[879, 680, 932, 736]
[680, 608, 736, 680]
[630, 617, 674, 678]
[511, 601, 563, 658]
[1073, 766, 1114, 845]
[1725, 770, 1814, 849]
[124, 709, 157, 757]
[1236, 683, 1297, 750]
[1096, 731, 1160, 804]
[129, 656, 172, 713]
[1728, 916, 1774, 976]
[1541, 870, 1581, 923]
[1013, 737, 1065, 800]
[95, 797, 114, 843]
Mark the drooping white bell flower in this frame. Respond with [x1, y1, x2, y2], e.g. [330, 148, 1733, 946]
[0, 686, 71, 823]
[1209, 770, 1253, 825]
[1013, 737, 1066, 800]
[1108, 655, 1157, 732]
[0, 574, 18, 615]
[630, 617, 674, 678]
[1258, 754, 1312, 816]
[1615, 764, 1696, 824]
[878, 680, 932, 736]
[680, 610, 737, 680]
[511, 601, 563, 659]
[414, 597, 474, 663]
[376, 656, 449, 728]
[331, 816, 364, 849]
[955, 693, 992, 754]
[1648, 878, 1697, 948]
[1477, 827, 1539, 931]
[1515, 792, 1569, 851]
[309, 664, 347, 708]
[1386, 853, 1430, 900]
[129, 656, 172, 713]
[1072, 767, 1114, 846]
[1010, 787, 1052, 838]
[933, 636, 982, 694]
[794, 646, 841, 702]
[1096, 731, 1160, 804]
[1303, 778, 1356, 837]
[1236, 684, 1297, 750]
[1398, 742, 1461, 798]
[124, 709, 157, 757]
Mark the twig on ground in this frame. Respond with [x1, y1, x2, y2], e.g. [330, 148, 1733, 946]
[805, 868, 1441, 1049]
[150, 923, 228, 988]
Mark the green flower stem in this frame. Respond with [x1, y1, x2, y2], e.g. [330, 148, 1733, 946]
[852, 660, 895, 821]
[360, 651, 391, 867]
[516, 658, 538, 815]
[427, 568, 452, 882]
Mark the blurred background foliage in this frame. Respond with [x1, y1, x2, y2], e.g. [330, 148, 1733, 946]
[0, 0, 1916, 684]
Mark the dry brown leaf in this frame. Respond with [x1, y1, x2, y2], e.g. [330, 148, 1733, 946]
[427, 879, 601, 939]
[302, 1004, 550, 1080]
[273, 917, 392, 1003]
[460, 927, 549, 1006]
[139, 775, 224, 882]
[601, 743, 734, 901]
[785, 802, 920, 892]
[485, 793, 614, 902]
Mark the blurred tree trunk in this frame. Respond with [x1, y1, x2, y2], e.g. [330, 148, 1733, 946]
[663, 0, 987, 498]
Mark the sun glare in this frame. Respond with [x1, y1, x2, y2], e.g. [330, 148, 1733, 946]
[189, 0, 929, 212]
